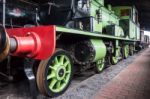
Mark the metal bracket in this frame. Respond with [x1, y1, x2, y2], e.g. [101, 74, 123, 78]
[24, 58, 38, 99]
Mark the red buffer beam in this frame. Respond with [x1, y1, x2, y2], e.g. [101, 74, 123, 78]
[0, 25, 56, 60]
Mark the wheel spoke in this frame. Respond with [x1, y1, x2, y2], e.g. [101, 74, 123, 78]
[64, 61, 69, 67]
[55, 57, 59, 64]
[56, 81, 61, 89]
[66, 71, 70, 74]
[49, 79, 57, 89]
[60, 56, 65, 65]
[47, 72, 55, 80]
[62, 79, 66, 84]
[49, 66, 55, 70]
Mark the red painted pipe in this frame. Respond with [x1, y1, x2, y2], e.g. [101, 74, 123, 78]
[11, 32, 41, 57]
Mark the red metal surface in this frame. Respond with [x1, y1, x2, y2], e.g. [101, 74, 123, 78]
[12, 32, 41, 57]
[6, 26, 56, 60]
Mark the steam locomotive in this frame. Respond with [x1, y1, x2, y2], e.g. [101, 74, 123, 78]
[0, 0, 149, 98]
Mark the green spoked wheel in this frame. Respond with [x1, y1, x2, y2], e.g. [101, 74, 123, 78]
[111, 47, 119, 65]
[95, 58, 105, 73]
[123, 45, 129, 59]
[36, 49, 73, 97]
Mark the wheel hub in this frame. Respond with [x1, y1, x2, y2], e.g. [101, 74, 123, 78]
[59, 69, 65, 77]
[56, 66, 66, 80]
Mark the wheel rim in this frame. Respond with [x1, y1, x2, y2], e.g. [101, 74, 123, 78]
[46, 55, 71, 93]
[124, 45, 129, 58]
[96, 58, 105, 71]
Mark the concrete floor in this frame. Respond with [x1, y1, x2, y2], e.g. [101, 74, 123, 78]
[94, 48, 150, 99]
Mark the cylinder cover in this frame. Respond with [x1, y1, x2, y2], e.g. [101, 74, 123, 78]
[74, 39, 106, 64]
[90, 39, 106, 62]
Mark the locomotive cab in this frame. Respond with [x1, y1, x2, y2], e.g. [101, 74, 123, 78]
[113, 6, 140, 40]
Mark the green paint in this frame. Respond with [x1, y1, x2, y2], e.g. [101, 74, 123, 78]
[90, 0, 103, 32]
[101, 7, 119, 28]
[90, 0, 119, 33]
[115, 25, 124, 37]
[47, 55, 71, 93]
[113, 6, 140, 41]
[94, 0, 104, 6]
[93, 18, 103, 33]
[56, 4, 140, 44]
[96, 58, 105, 72]
[111, 40, 120, 64]
[136, 26, 140, 40]
[116, 40, 119, 47]
[112, 47, 120, 64]
[129, 20, 136, 39]
[90, 39, 106, 61]
[124, 45, 129, 58]
[56, 26, 139, 42]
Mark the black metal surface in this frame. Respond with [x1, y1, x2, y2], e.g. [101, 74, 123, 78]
[0, 0, 37, 27]
[74, 40, 95, 64]
[73, 17, 93, 31]
[23, 58, 38, 99]
[38, 0, 90, 27]
[38, 0, 74, 26]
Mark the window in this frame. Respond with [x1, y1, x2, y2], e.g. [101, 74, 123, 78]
[121, 9, 130, 16]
